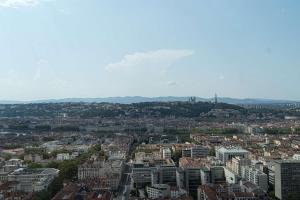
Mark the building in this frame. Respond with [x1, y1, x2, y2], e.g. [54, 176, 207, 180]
[78, 160, 123, 190]
[191, 146, 209, 158]
[8, 168, 59, 192]
[274, 160, 300, 200]
[132, 163, 157, 187]
[161, 148, 172, 159]
[200, 167, 211, 185]
[1, 159, 24, 173]
[181, 146, 209, 158]
[24, 154, 42, 163]
[216, 147, 249, 164]
[239, 181, 268, 200]
[241, 166, 268, 192]
[132, 159, 177, 187]
[227, 157, 251, 176]
[224, 167, 240, 184]
[197, 184, 257, 200]
[293, 154, 300, 160]
[179, 158, 205, 197]
[57, 153, 71, 161]
[146, 184, 170, 199]
[182, 148, 192, 158]
[210, 166, 226, 184]
[52, 182, 113, 200]
[146, 184, 188, 199]
[157, 160, 177, 185]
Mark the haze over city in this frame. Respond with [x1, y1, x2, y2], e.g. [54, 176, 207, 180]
[1, 0, 300, 101]
[1, 1, 300, 200]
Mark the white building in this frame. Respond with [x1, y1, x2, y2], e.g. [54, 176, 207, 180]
[146, 184, 170, 199]
[293, 154, 300, 160]
[224, 167, 240, 184]
[8, 168, 59, 192]
[2, 159, 24, 173]
[161, 148, 172, 159]
[216, 147, 249, 164]
[241, 166, 268, 192]
[56, 153, 71, 161]
[227, 157, 251, 176]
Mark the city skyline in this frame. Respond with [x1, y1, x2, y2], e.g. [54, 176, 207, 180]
[1, 0, 300, 101]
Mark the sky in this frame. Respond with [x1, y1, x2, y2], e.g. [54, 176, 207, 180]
[0, 0, 300, 101]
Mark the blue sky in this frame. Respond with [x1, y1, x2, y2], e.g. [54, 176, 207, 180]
[0, 0, 299, 100]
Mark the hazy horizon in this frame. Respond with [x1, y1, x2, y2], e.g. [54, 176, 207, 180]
[1, 95, 299, 103]
[1, 0, 300, 101]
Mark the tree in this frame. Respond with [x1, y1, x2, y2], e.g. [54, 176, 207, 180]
[209, 147, 216, 156]
[59, 160, 79, 180]
[28, 162, 43, 169]
[46, 161, 60, 169]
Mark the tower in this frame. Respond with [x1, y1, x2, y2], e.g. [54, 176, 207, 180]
[214, 93, 218, 104]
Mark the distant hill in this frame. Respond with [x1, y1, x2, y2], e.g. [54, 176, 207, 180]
[0, 96, 299, 105]
[0, 100, 244, 118]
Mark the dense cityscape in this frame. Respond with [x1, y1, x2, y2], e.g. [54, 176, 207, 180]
[0, 99, 299, 200]
[1, 0, 300, 199]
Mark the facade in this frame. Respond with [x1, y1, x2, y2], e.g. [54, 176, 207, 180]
[224, 167, 240, 184]
[200, 168, 211, 185]
[24, 154, 42, 163]
[132, 164, 157, 187]
[161, 148, 172, 159]
[293, 154, 300, 160]
[146, 184, 170, 199]
[132, 159, 177, 187]
[210, 166, 226, 184]
[227, 157, 251, 176]
[56, 153, 71, 161]
[179, 158, 206, 196]
[197, 184, 257, 200]
[241, 166, 268, 192]
[78, 160, 123, 190]
[216, 147, 249, 164]
[181, 146, 209, 158]
[8, 168, 59, 192]
[275, 160, 300, 200]
[191, 146, 209, 158]
[182, 148, 192, 158]
[157, 165, 177, 185]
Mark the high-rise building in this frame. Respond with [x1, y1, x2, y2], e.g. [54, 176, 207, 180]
[275, 160, 300, 200]
[179, 158, 204, 197]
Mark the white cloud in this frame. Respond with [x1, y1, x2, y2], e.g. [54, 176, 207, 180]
[219, 74, 225, 80]
[0, 0, 40, 8]
[167, 81, 177, 86]
[105, 49, 194, 72]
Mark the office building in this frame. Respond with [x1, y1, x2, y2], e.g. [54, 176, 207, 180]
[275, 160, 300, 200]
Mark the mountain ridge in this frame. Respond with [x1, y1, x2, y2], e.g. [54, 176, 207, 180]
[0, 96, 299, 105]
